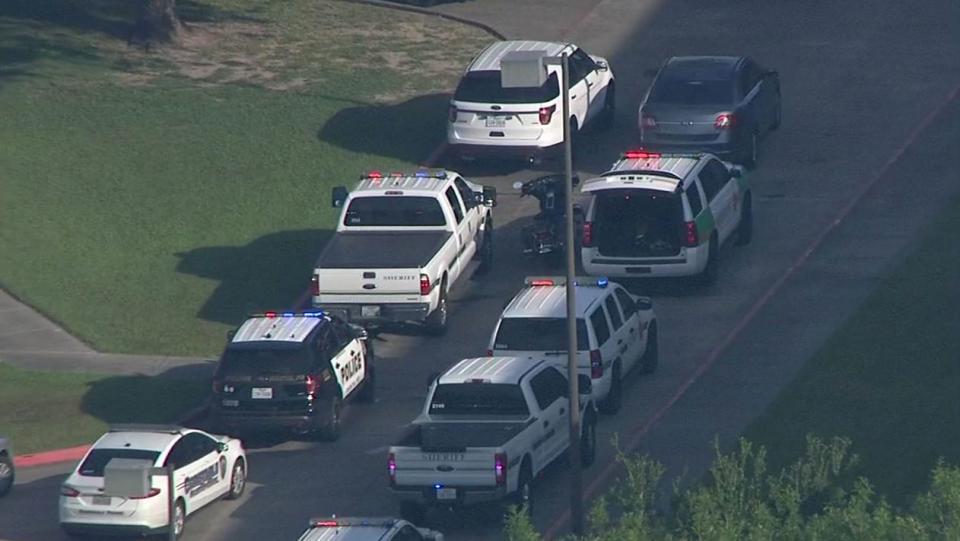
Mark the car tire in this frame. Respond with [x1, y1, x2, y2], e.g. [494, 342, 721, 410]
[692, 236, 720, 287]
[580, 413, 597, 466]
[400, 501, 427, 525]
[640, 322, 659, 374]
[318, 395, 342, 442]
[742, 131, 759, 169]
[172, 498, 186, 538]
[598, 363, 622, 414]
[0, 453, 14, 497]
[509, 462, 534, 516]
[424, 280, 449, 336]
[598, 83, 616, 130]
[477, 223, 494, 275]
[225, 459, 246, 500]
[735, 192, 753, 246]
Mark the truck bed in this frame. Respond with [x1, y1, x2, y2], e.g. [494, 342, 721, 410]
[398, 421, 532, 451]
[317, 231, 452, 269]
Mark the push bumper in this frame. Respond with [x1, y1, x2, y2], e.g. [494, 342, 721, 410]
[314, 302, 431, 325]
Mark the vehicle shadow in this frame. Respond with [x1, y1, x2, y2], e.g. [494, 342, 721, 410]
[80, 366, 213, 428]
[174, 228, 333, 327]
[317, 93, 451, 166]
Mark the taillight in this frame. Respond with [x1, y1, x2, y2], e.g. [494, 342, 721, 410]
[212, 379, 222, 394]
[640, 113, 657, 129]
[448, 105, 458, 122]
[683, 221, 699, 247]
[130, 488, 161, 500]
[305, 375, 320, 396]
[590, 350, 603, 379]
[388, 452, 397, 486]
[582, 221, 593, 247]
[715, 113, 736, 129]
[539, 104, 556, 125]
[419, 274, 431, 296]
[310, 274, 320, 296]
[494, 452, 507, 486]
[60, 486, 80, 497]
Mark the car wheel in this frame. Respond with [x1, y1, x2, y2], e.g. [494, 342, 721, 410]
[225, 459, 246, 500]
[598, 83, 616, 130]
[742, 131, 759, 169]
[691, 236, 720, 287]
[641, 322, 659, 374]
[318, 395, 342, 442]
[598, 363, 622, 414]
[172, 499, 186, 538]
[0, 453, 14, 497]
[510, 462, 534, 516]
[400, 501, 427, 525]
[580, 414, 597, 466]
[424, 280, 448, 336]
[735, 192, 753, 246]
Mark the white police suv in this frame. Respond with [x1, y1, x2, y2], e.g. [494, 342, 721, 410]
[297, 517, 444, 541]
[487, 277, 657, 414]
[59, 425, 246, 538]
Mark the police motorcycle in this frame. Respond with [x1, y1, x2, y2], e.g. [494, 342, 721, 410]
[512, 174, 582, 267]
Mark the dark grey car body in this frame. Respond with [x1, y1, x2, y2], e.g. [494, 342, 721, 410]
[638, 56, 781, 167]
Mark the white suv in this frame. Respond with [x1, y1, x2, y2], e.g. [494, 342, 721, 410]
[486, 277, 657, 414]
[448, 40, 616, 163]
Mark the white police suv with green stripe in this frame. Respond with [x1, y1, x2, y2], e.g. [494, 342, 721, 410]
[580, 150, 752, 283]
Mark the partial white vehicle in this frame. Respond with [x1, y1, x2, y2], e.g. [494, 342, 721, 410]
[580, 150, 752, 284]
[0, 436, 13, 497]
[488, 276, 657, 414]
[59, 425, 246, 538]
[297, 517, 444, 541]
[448, 40, 615, 163]
[314, 169, 496, 336]
[388, 357, 597, 523]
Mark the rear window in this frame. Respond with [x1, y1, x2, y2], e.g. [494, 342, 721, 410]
[430, 383, 529, 416]
[220, 346, 313, 376]
[79, 449, 160, 477]
[344, 196, 446, 227]
[648, 78, 734, 106]
[454, 70, 560, 104]
[493, 317, 590, 351]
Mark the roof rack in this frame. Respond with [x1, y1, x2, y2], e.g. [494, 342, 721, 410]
[108, 424, 186, 435]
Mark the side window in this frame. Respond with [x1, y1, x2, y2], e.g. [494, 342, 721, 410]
[165, 434, 209, 469]
[529, 371, 557, 410]
[194, 433, 217, 457]
[614, 287, 637, 318]
[739, 60, 761, 98]
[392, 525, 424, 541]
[314, 326, 340, 361]
[453, 177, 478, 211]
[164, 439, 188, 468]
[698, 163, 721, 202]
[685, 181, 704, 217]
[589, 307, 611, 346]
[568, 48, 594, 85]
[706, 159, 732, 191]
[444, 187, 464, 224]
[604, 295, 623, 331]
[543, 367, 569, 399]
[331, 319, 354, 349]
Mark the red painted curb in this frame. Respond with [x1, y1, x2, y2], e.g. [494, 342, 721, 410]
[14, 444, 90, 468]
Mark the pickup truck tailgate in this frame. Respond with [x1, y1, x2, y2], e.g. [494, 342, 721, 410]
[394, 447, 497, 487]
[314, 268, 421, 297]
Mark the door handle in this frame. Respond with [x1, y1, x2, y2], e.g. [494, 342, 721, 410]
[571, 94, 578, 99]
[543, 420, 550, 428]
[629, 328, 636, 334]
[559, 408, 566, 415]
[587, 81, 594, 88]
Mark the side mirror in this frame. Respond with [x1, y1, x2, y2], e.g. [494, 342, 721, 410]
[217, 442, 227, 453]
[512, 181, 524, 190]
[572, 203, 584, 215]
[483, 186, 497, 207]
[331, 186, 348, 208]
[349, 324, 368, 340]
[571, 175, 580, 187]
[226, 329, 236, 341]
[596, 59, 609, 71]
[729, 165, 744, 178]
[577, 374, 593, 396]
[636, 296, 653, 311]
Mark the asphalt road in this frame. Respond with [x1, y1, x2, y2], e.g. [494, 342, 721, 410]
[3, 0, 958, 539]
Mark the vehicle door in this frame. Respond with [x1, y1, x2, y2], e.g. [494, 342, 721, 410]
[166, 433, 223, 513]
[329, 318, 366, 399]
[588, 305, 618, 383]
[570, 48, 605, 124]
[614, 286, 646, 362]
[701, 159, 739, 243]
[527, 368, 566, 470]
[604, 290, 639, 373]
[316, 325, 355, 399]
[442, 185, 471, 283]
[453, 176, 484, 250]
[565, 49, 591, 130]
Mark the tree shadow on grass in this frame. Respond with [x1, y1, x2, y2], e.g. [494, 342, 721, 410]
[174, 229, 332, 327]
[80, 366, 212, 427]
[317, 92, 450, 165]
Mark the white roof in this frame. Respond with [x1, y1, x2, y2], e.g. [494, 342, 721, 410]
[501, 282, 608, 319]
[582, 154, 700, 194]
[469, 40, 572, 72]
[297, 519, 400, 541]
[92, 430, 181, 455]
[438, 356, 543, 385]
[609, 155, 700, 179]
[232, 316, 321, 344]
[353, 173, 456, 195]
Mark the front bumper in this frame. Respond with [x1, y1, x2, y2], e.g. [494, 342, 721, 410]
[314, 302, 431, 324]
[392, 484, 509, 506]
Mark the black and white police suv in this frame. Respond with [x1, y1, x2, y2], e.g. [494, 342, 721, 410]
[210, 311, 374, 441]
[487, 276, 658, 414]
[296, 517, 444, 541]
[59, 425, 246, 538]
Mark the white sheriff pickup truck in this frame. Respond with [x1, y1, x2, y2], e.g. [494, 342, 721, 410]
[313, 170, 496, 335]
[388, 357, 597, 523]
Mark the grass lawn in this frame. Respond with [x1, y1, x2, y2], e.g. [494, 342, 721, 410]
[0, 363, 209, 455]
[0, 0, 492, 356]
[744, 195, 960, 508]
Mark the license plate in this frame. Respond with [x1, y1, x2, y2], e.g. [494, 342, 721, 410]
[251, 387, 273, 399]
[485, 116, 507, 128]
[436, 487, 457, 500]
[221, 399, 239, 407]
[92, 495, 111, 505]
[361, 305, 380, 318]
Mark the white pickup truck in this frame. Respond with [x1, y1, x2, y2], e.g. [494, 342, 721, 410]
[388, 357, 596, 523]
[312, 170, 496, 336]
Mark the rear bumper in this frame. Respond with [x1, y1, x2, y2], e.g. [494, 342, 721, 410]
[582, 245, 709, 277]
[392, 484, 509, 506]
[449, 141, 563, 162]
[61, 521, 168, 537]
[313, 301, 431, 324]
[210, 406, 326, 433]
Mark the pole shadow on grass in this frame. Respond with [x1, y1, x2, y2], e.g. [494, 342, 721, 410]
[174, 229, 332, 327]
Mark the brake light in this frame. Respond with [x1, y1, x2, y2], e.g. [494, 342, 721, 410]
[640, 114, 657, 129]
[305, 375, 320, 396]
[715, 113, 736, 129]
[582, 221, 593, 247]
[449, 105, 458, 122]
[683, 221, 699, 247]
[494, 452, 507, 486]
[264, 311, 277, 318]
[60, 485, 80, 497]
[539, 104, 556, 125]
[367, 171, 383, 179]
[623, 150, 661, 160]
[529, 279, 555, 287]
[130, 488, 161, 500]
[310, 274, 319, 296]
[388, 452, 397, 486]
[315, 520, 339, 527]
[590, 350, 603, 379]
[212, 379, 222, 394]
[419, 274, 431, 296]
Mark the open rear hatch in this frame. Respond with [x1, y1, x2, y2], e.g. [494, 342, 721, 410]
[593, 189, 683, 257]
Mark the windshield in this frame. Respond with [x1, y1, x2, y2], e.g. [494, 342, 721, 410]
[220, 346, 313, 376]
[78, 449, 160, 477]
[493, 317, 589, 351]
[648, 78, 734, 106]
[454, 70, 560, 104]
[344, 196, 446, 227]
[430, 383, 529, 416]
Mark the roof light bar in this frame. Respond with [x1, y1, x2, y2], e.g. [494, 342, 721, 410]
[365, 171, 383, 179]
[250, 311, 326, 319]
[524, 276, 610, 288]
[621, 150, 703, 160]
[309, 518, 396, 528]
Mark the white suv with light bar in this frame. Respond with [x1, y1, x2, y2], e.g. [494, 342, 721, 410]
[448, 40, 615, 163]
[487, 276, 657, 414]
[59, 425, 246, 539]
[296, 517, 444, 541]
[580, 150, 752, 284]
